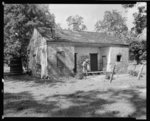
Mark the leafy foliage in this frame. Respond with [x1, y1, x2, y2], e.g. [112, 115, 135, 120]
[75, 55, 89, 79]
[122, 3, 147, 35]
[77, 55, 89, 72]
[95, 10, 128, 39]
[133, 6, 147, 35]
[66, 15, 87, 31]
[4, 4, 55, 65]
[122, 3, 147, 64]
[128, 70, 138, 77]
[129, 40, 146, 64]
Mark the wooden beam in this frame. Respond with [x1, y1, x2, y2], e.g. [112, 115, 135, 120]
[137, 64, 144, 80]
[87, 71, 106, 75]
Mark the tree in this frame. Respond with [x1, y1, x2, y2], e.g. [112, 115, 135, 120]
[95, 10, 128, 39]
[122, 3, 147, 36]
[129, 40, 146, 64]
[122, 3, 147, 64]
[4, 4, 55, 67]
[66, 15, 87, 31]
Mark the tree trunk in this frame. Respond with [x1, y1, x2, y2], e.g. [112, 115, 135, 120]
[10, 56, 23, 75]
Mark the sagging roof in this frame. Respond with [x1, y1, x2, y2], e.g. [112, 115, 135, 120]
[46, 29, 129, 45]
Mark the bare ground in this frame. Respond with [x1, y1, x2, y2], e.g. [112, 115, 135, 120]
[3, 73, 146, 118]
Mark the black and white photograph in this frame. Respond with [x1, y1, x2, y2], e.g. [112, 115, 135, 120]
[3, 2, 147, 118]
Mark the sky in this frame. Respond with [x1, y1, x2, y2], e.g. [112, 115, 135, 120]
[49, 3, 146, 32]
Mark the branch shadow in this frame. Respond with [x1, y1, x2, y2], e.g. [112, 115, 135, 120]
[4, 74, 65, 87]
[4, 91, 59, 117]
[4, 84, 146, 118]
[44, 88, 146, 118]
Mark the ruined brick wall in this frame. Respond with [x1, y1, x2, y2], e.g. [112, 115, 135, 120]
[47, 43, 75, 77]
[107, 46, 129, 73]
[28, 29, 48, 78]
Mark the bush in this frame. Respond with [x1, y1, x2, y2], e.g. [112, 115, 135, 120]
[128, 70, 138, 76]
[105, 72, 113, 79]
[75, 71, 84, 80]
[26, 69, 32, 75]
[77, 55, 89, 73]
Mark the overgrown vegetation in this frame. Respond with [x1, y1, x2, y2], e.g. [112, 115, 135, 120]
[122, 3, 147, 64]
[129, 40, 146, 64]
[95, 3, 147, 65]
[75, 55, 89, 79]
[95, 10, 128, 39]
[4, 4, 56, 68]
[128, 70, 138, 77]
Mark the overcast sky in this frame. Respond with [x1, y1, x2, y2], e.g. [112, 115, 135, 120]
[49, 3, 146, 32]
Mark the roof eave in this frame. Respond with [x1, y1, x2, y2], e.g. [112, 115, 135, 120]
[47, 40, 129, 47]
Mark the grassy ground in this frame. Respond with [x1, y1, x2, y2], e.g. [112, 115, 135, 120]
[3, 73, 146, 118]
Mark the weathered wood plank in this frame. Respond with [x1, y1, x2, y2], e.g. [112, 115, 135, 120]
[110, 65, 116, 83]
[137, 64, 144, 80]
[87, 71, 106, 74]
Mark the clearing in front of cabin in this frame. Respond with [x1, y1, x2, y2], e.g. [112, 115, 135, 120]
[3, 73, 146, 118]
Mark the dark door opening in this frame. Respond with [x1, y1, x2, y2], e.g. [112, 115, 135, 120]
[102, 56, 107, 71]
[90, 53, 98, 71]
[74, 53, 77, 73]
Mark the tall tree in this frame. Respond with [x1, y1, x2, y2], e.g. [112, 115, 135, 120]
[4, 4, 55, 66]
[66, 15, 87, 31]
[122, 3, 147, 37]
[95, 10, 128, 39]
[122, 3, 147, 64]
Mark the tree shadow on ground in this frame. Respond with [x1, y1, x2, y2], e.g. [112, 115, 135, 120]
[4, 86, 146, 118]
[4, 91, 59, 117]
[102, 88, 146, 118]
[48, 90, 116, 117]
[4, 74, 66, 87]
[45, 88, 146, 118]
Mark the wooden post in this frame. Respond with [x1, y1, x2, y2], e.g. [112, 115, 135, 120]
[137, 64, 144, 80]
[110, 65, 116, 83]
[133, 64, 137, 71]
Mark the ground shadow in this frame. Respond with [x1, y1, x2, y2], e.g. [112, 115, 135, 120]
[44, 88, 146, 118]
[4, 91, 59, 117]
[4, 74, 66, 87]
[45, 90, 116, 117]
[102, 88, 146, 118]
[4, 82, 146, 118]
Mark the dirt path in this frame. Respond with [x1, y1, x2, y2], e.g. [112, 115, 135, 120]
[3, 74, 146, 118]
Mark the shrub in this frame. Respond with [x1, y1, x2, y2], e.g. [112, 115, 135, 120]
[26, 69, 32, 75]
[105, 72, 112, 79]
[128, 70, 138, 76]
[75, 55, 89, 79]
[75, 71, 84, 80]
[77, 55, 89, 72]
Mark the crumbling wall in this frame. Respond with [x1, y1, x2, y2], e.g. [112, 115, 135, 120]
[107, 46, 129, 73]
[47, 43, 74, 77]
[28, 29, 48, 78]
